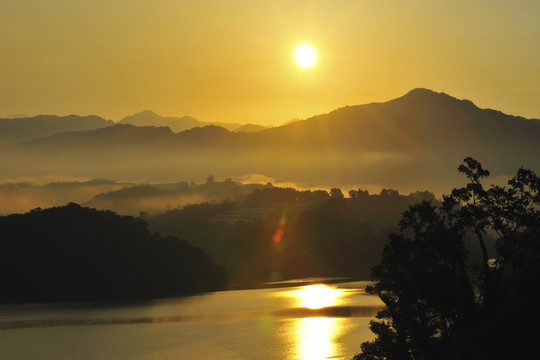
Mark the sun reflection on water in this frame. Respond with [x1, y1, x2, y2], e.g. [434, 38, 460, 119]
[296, 317, 343, 360]
[293, 284, 344, 309]
[289, 284, 347, 359]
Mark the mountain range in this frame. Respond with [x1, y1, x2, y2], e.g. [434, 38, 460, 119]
[2, 88, 539, 194]
[117, 110, 271, 133]
[0, 111, 270, 146]
[0, 115, 114, 145]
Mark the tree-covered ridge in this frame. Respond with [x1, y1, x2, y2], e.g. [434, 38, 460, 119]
[85, 176, 272, 216]
[148, 186, 439, 287]
[0, 203, 227, 303]
[354, 158, 540, 360]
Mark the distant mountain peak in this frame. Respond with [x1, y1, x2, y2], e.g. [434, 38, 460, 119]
[118, 111, 202, 133]
[139, 110, 159, 116]
[396, 88, 478, 110]
[401, 88, 453, 100]
[405, 87, 440, 95]
[123, 110, 161, 121]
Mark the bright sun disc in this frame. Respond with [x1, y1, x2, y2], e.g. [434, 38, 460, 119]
[294, 44, 317, 68]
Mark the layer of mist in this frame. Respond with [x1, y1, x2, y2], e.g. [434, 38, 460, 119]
[0, 178, 273, 216]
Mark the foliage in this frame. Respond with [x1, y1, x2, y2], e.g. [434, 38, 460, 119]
[148, 186, 437, 286]
[0, 203, 227, 302]
[354, 158, 540, 360]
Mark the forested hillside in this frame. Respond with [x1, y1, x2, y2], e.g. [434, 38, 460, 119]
[0, 204, 227, 302]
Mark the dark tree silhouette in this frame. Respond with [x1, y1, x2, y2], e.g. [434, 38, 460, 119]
[349, 189, 369, 200]
[330, 187, 345, 199]
[354, 158, 540, 360]
[0, 203, 227, 302]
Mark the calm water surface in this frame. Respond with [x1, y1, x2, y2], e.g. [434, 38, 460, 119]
[0, 281, 383, 359]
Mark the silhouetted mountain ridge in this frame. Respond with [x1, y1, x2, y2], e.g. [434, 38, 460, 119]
[4, 89, 540, 192]
[259, 88, 539, 148]
[119, 110, 201, 131]
[18, 124, 176, 150]
[0, 114, 114, 145]
[233, 123, 271, 133]
[119, 110, 270, 133]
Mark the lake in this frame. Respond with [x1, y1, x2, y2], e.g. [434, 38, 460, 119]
[0, 281, 383, 359]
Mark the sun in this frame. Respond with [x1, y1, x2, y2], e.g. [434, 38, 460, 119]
[294, 44, 317, 69]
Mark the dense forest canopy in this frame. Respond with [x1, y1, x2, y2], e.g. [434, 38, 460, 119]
[0, 203, 227, 302]
[147, 186, 445, 287]
[354, 158, 540, 360]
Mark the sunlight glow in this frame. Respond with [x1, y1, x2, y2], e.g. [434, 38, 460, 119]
[289, 285, 347, 359]
[296, 317, 343, 360]
[295, 284, 342, 309]
[294, 44, 317, 69]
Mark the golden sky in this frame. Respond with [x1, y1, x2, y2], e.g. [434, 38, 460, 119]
[1, 0, 540, 125]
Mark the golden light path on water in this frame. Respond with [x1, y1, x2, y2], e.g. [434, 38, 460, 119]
[293, 284, 342, 309]
[290, 284, 347, 360]
[0, 282, 384, 359]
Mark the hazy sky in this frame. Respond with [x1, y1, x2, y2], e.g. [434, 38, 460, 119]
[1, 0, 539, 125]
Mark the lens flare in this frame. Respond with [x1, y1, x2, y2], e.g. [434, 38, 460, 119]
[273, 228, 284, 243]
